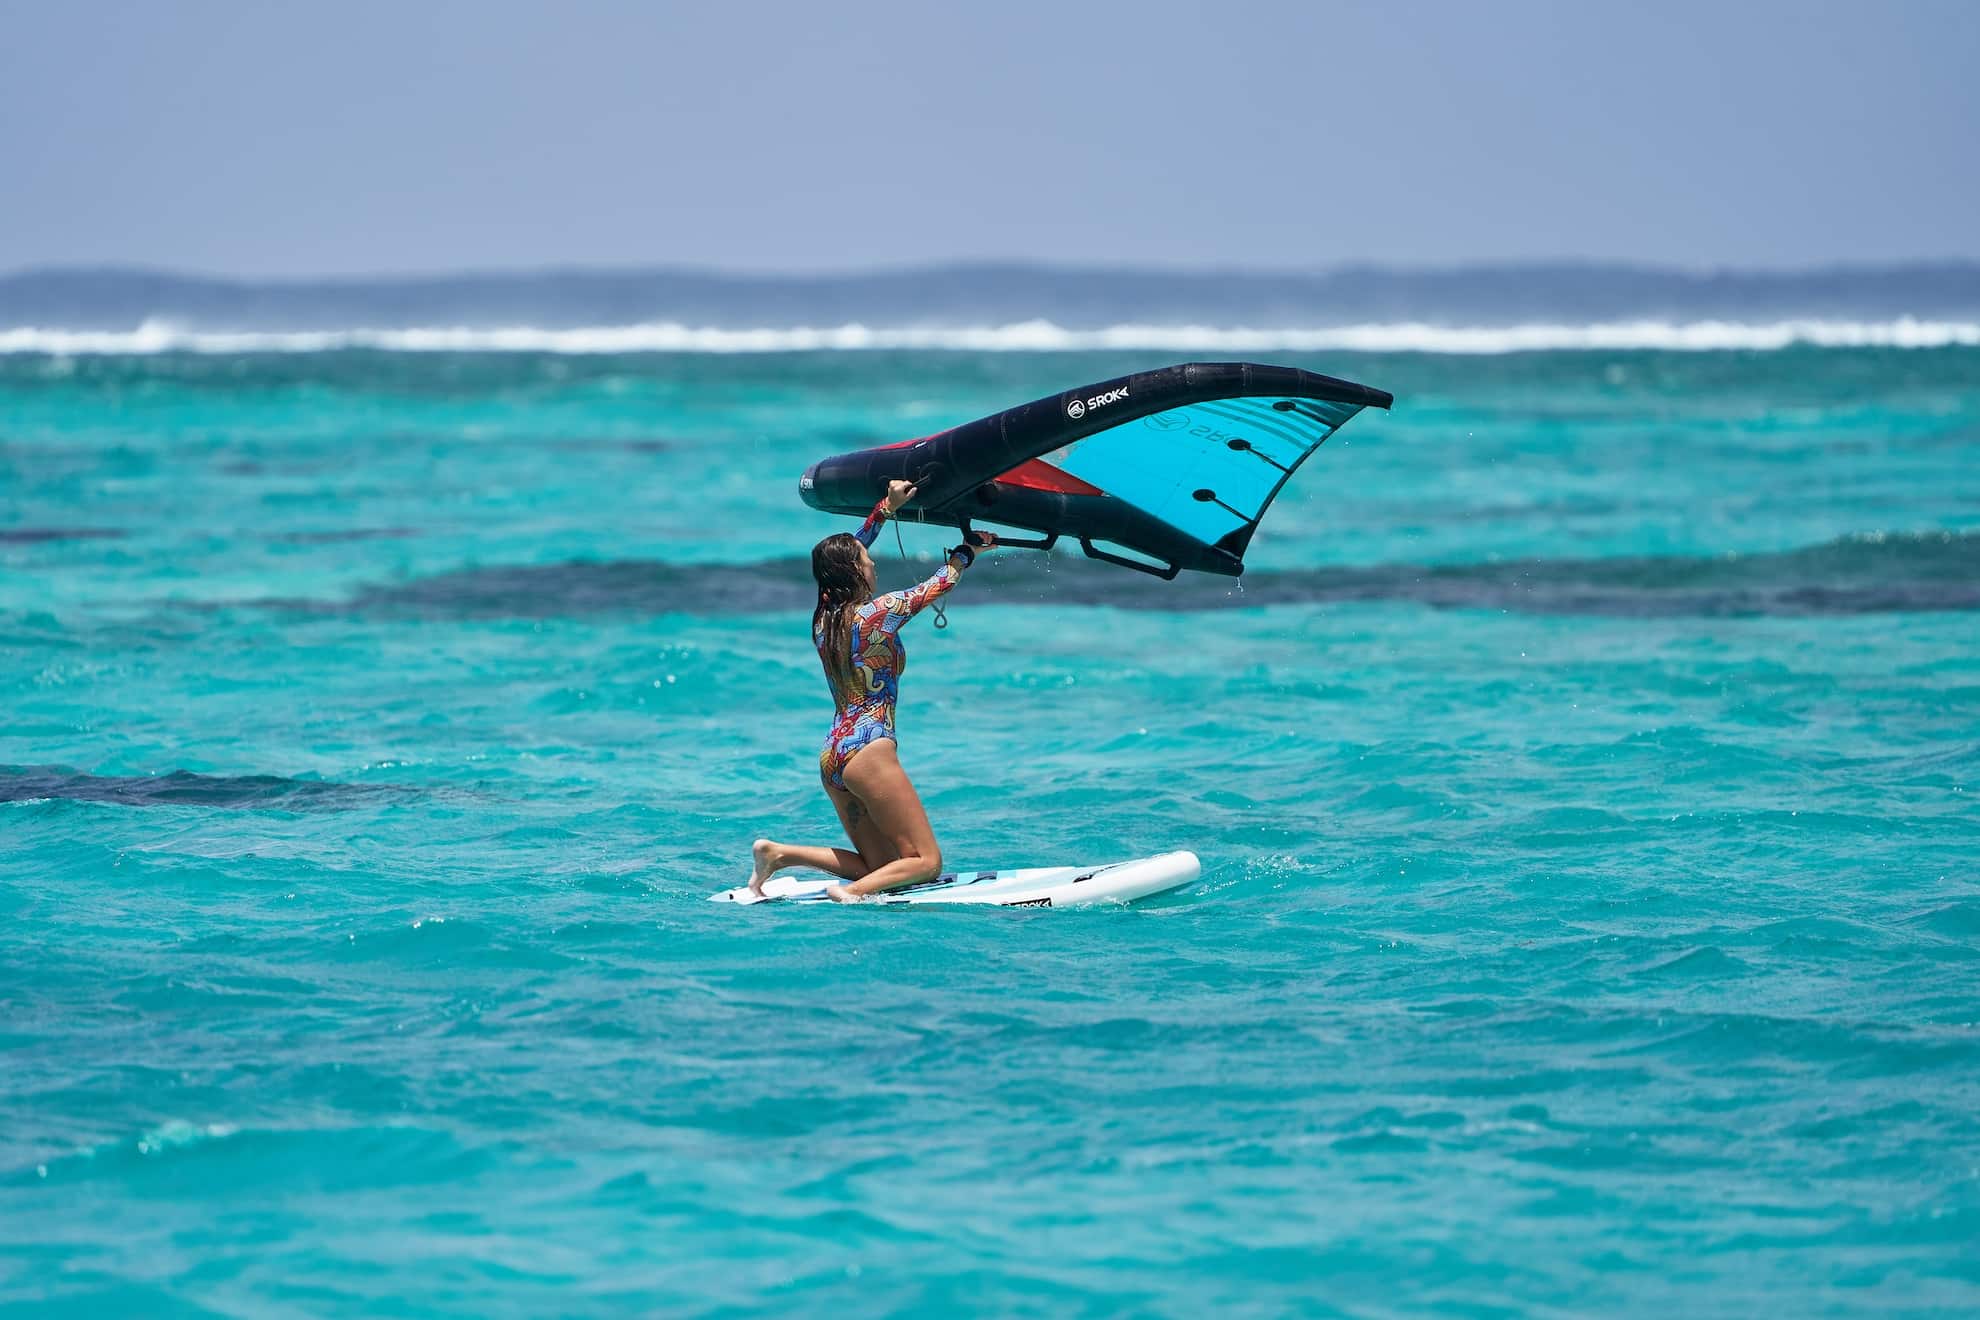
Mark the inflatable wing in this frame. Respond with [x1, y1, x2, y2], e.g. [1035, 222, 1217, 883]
[799, 362, 1391, 578]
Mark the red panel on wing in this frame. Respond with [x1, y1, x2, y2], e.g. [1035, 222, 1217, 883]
[994, 458, 1105, 496]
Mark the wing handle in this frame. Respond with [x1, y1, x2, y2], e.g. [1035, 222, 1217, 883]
[956, 516, 1058, 552]
[1079, 538, 1182, 580]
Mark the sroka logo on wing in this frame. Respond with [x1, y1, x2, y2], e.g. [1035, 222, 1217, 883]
[1066, 384, 1130, 420]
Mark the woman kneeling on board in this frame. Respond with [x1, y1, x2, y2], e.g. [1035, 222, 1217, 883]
[750, 479, 995, 902]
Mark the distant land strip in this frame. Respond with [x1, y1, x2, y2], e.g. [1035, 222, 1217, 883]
[5, 261, 1980, 331]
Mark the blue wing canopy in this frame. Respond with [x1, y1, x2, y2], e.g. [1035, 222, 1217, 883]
[800, 362, 1391, 577]
[1047, 394, 1368, 561]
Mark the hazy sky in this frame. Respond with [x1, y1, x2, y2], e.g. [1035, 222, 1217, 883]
[3, 0, 1975, 276]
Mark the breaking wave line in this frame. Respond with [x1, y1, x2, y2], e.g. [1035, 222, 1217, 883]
[3, 317, 1978, 356]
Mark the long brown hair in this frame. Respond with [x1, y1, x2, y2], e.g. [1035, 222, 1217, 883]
[811, 532, 868, 702]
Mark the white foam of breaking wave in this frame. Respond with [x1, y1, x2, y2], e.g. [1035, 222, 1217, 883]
[1, 316, 1977, 355]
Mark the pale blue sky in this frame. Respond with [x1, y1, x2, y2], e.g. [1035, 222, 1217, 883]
[2, 0, 1974, 275]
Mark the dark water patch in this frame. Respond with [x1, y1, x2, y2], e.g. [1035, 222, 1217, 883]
[1116, 530, 1980, 618]
[1730, 914, 1892, 956]
[265, 529, 1980, 622]
[551, 436, 679, 455]
[272, 559, 809, 619]
[273, 527, 418, 544]
[1331, 1128, 1431, 1155]
[0, 765, 412, 810]
[1784, 1099, 1933, 1141]
[17, 1122, 502, 1195]
[0, 527, 125, 544]
[1904, 900, 1980, 941]
[1438, 496, 1622, 525]
[1628, 946, 1750, 982]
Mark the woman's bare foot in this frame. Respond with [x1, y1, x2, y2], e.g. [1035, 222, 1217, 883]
[748, 839, 779, 896]
[825, 884, 863, 904]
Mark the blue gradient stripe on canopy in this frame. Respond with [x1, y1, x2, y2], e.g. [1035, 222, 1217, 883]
[1048, 395, 1367, 555]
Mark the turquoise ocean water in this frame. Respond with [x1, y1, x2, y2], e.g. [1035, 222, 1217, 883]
[3, 347, 1977, 1315]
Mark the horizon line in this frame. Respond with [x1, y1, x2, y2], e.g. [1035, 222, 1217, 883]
[9, 256, 1980, 287]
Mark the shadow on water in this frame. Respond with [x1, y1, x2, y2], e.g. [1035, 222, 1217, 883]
[0, 766, 415, 810]
[0, 527, 126, 544]
[272, 528, 419, 544]
[252, 529, 1980, 621]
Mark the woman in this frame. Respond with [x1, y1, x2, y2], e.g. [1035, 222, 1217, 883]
[749, 479, 996, 902]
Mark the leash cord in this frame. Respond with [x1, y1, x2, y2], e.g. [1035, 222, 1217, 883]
[895, 517, 948, 629]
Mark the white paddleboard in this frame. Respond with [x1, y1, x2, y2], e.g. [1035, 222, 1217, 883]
[710, 850, 1198, 908]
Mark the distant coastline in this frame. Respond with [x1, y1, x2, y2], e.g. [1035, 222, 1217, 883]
[5, 262, 1979, 334]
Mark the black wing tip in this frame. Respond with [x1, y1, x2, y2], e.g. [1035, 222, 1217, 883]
[1285, 366, 1394, 411]
[1171, 361, 1393, 411]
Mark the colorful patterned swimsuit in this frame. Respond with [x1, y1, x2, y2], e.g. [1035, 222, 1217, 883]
[816, 502, 969, 789]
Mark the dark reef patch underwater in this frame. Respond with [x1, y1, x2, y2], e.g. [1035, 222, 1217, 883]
[230, 527, 1980, 621]
[0, 765, 410, 810]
